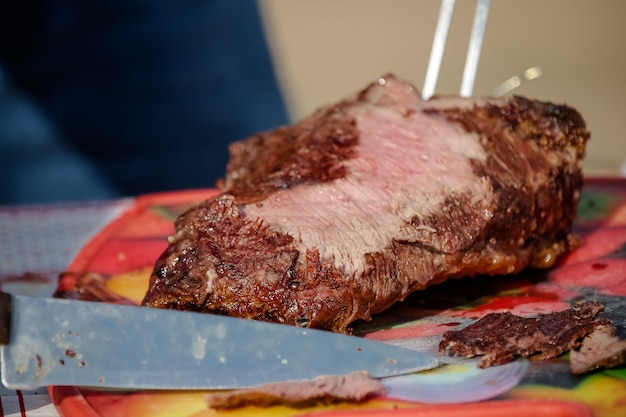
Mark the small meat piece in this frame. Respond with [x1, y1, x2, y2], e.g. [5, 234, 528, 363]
[142, 74, 589, 333]
[570, 323, 626, 375]
[439, 302, 610, 368]
[204, 372, 385, 410]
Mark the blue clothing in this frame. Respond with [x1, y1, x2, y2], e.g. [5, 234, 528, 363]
[0, 0, 288, 204]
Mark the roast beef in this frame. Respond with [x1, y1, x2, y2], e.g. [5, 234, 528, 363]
[142, 74, 589, 333]
[204, 371, 385, 410]
[439, 301, 610, 368]
[569, 322, 626, 374]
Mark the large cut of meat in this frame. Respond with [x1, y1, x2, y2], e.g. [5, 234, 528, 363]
[142, 74, 589, 333]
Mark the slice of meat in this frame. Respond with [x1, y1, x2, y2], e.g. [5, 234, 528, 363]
[142, 74, 589, 333]
[439, 301, 613, 368]
[204, 372, 385, 410]
[570, 323, 626, 374]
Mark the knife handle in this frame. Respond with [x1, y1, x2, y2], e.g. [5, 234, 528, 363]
[0, 291, 12, 345]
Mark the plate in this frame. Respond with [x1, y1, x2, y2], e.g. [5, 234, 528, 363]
[49, 179, 626, 416]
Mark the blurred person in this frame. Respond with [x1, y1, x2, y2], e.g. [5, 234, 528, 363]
[0, 0, 288, 204]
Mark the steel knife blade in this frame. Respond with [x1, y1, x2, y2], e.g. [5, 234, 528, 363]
[0, 292, 438, 390]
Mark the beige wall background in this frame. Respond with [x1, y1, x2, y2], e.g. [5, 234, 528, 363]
[259, 0, 626, 175]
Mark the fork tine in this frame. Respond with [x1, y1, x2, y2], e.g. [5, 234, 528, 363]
[422, 0, 456, 100]
[460, 0, 491, 97]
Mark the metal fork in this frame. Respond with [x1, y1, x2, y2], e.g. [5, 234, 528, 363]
[422, 0, 542, 99]
[422, 0, 491, 100]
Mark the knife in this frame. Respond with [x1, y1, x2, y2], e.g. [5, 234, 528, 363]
[0, 292, 438, 391]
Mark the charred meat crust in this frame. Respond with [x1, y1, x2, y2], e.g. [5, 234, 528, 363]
[223, 105, 358, 204]
[142, 75, 589, 333]
[426, 96, 589, 269]
[144, 194, 356, 330]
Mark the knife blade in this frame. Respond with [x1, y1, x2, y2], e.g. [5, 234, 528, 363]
[0, 292, 438, 391]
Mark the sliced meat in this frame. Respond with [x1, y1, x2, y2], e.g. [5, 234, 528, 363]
[142, 74, 589, 333]
[439, 301, 612, 368]
[204, 372, 385, 410]
[570, 323, 626, 374]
